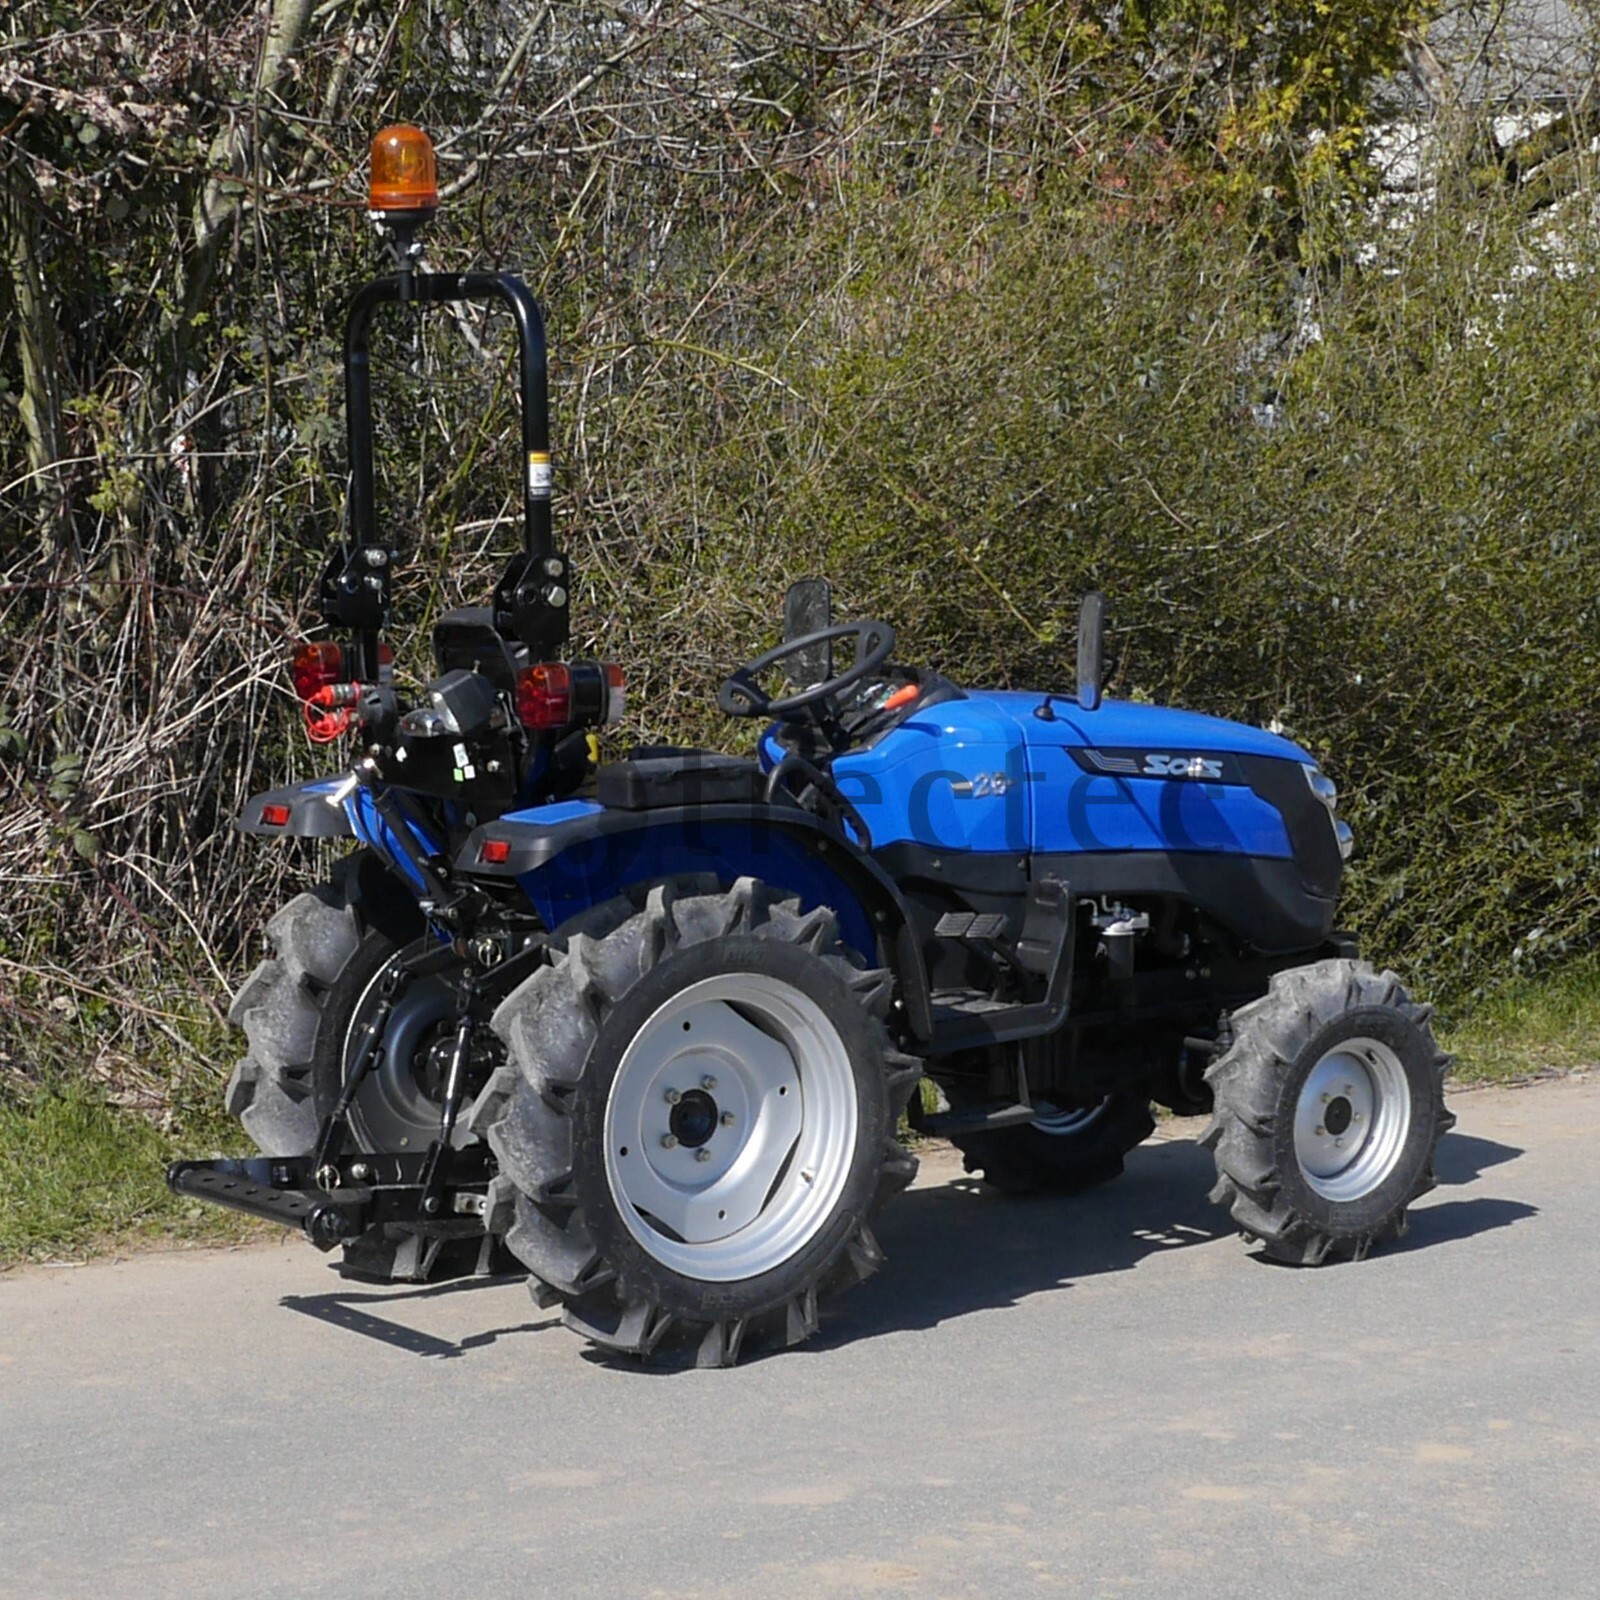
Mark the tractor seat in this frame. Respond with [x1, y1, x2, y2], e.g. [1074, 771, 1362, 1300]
[597, 751, 765, 810]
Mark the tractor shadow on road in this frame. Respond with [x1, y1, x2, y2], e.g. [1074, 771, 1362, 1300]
[271, 1128, 1532, 1363]
[280, 1271, 556, 1359]
[1382, 1129, 1536, 1256]
[1432, 1129, 1523, 1184]
[816, 1127, 1535, 1353]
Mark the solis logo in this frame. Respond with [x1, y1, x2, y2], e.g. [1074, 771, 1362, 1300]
[1142, 754, 1225, 780]
[1081, 749, 1230, 782]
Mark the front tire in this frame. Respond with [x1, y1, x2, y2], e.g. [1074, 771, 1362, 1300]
[1201, 960, 1454, 1264]
[951, 1092, 1155, 1195]
[472, 879, 921, 1366]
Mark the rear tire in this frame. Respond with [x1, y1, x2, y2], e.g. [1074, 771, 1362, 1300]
[226, 874, 489, 1281]
[470, 878, 921, 1366]
[226, 889, 360, 1157]
[951, 1092, 1155, 1195]
[1201, 960, 1454, 1264]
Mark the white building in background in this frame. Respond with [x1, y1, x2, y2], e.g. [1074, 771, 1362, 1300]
[1398, 1, 1595, 112]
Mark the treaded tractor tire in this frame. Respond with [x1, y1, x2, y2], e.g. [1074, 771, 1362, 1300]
[226, 869, 486, 1282]
[226, 887, 362, 1157]
[469, 878, 922, 1367]
[951, 1093, 1155, 1196]
[1201, 959, 1454, 1264]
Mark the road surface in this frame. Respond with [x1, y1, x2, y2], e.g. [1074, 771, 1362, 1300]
[2, 1076, 1595, 1599]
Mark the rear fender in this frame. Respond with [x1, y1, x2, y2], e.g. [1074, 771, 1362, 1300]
[460, 803, 934, 1038]
[237, 779, 352, 838]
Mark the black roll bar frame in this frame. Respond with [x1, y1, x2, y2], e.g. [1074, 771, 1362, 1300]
[320, 271, 571, 679]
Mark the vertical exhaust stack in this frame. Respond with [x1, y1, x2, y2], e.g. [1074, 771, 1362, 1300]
[1077, 591, 1106, 712]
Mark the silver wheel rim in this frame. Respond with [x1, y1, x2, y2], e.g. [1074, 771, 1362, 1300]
[1031, 1097, 1111, 1137]
[603, 972, 859, 1283]
[1293, 1036, 1412, 1202]
[343, 957, 472, 1151]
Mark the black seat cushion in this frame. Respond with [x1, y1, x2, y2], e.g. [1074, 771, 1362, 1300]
[596, 753, 766, 811]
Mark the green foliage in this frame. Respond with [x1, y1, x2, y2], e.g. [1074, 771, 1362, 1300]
[1005, 0, 1427, 219]
[3, 0, 1599, 1184]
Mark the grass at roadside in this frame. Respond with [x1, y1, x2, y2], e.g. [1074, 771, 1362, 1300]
[0, 1082, 265, 1267]
[1438, 955, 1600, 1086]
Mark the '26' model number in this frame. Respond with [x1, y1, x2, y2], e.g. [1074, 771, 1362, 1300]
[951, 771, 1015, 798]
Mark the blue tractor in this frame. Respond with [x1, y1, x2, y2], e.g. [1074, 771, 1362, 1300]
[171, 127, 1453, 1366]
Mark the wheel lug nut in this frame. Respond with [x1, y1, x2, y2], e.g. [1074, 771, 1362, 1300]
[694, 1148, 712, 1163]
[1321, 1092, 1331, 1104]
[1315, 1125, 1326, 1137]
[701, 1074, 717, 1092]
[660, 1133, 678, 1149]
[720, 1111, 736, 1127]
[1335, 1138, 1345, 1149]
[663, 1088, 681, 1105]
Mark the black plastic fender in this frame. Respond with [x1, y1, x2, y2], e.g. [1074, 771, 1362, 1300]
[237, 779, 353, 838]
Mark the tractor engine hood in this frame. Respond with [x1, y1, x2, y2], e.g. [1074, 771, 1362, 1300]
[826, 688, 1345, 952]
[984, 689, 1312, 765]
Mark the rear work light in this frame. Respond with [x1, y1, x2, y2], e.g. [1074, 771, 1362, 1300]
[514, 661, 626, 732]
[368, 124, 438, 218]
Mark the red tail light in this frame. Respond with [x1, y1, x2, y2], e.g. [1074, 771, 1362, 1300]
[291, 641, 392, 744]
[260, 803, 291, 827]
[478, 838, 512, 864]
[515, 663, 572, 729]
[292, 642, 345, 703]
[515, 660, 626, 732]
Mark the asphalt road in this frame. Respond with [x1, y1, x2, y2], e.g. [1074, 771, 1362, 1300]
[2, 1076, 1596, 1600]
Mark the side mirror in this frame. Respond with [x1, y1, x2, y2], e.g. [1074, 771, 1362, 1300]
[1077, 591, 1105, 712]
[784, 578, 833, 687]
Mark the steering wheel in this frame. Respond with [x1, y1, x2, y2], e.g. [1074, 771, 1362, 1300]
[717, 621, 896, 720]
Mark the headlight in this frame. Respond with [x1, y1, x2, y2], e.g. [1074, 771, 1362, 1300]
[1303, 764, 1354, 861]
[1302, 764, 1337, 809]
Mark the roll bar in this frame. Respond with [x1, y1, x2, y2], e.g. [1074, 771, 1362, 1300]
[320, 271, 571, 679]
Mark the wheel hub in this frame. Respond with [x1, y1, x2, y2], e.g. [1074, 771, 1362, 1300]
[416, 1031, 457, 1103]
[668, 1088, 720, 1149]
[1292, 1038, 1412, 1202]
[342, 957, 481, 1151]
